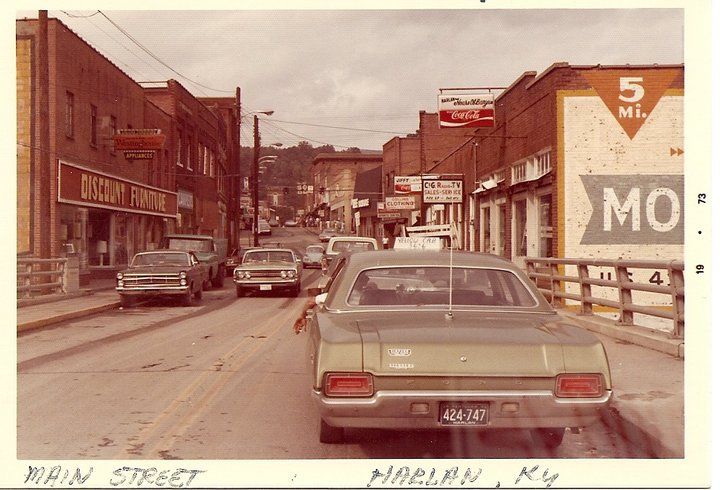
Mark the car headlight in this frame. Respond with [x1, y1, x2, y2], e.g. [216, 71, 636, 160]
[117, 280, 124, 287]
[179, 271, 187, 279]
[180, 278, 187, 286]
[287, 270, 296, 278]
[116, 272, 124, 280]
[280, 271, 288, 279]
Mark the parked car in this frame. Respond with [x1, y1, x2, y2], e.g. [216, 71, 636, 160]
[116, 250, 205, 307]
[158, 234, 226, 288]
[225, 248, 243, 276]
[302, 244, 326, 269]
[284, 219, 298, 227]
[318, 228, 338, 243]
[268, 217, 279, 227]
[323, 236, 378, 268]
[258, 219, 272, 236]
[233, 248, 302, 297]
[303, 250, 612, 445]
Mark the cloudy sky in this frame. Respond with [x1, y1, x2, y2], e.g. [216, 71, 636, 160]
[16, 7, 684, 150]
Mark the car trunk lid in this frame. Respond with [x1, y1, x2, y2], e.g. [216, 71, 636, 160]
[356, 311, 565, 377]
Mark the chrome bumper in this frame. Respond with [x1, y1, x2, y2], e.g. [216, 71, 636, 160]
[312, 389, 611, 429]
[116, 285, 189, 296]
[234, 278, 299, 287]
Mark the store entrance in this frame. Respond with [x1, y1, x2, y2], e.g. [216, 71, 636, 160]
[88, 209, 111, 266]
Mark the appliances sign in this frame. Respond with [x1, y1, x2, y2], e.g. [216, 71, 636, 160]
[438, 93, 495, 128]
[422, 180, 463, 203]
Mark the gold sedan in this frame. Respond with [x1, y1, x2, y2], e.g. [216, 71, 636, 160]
[303, 250, 612, 447]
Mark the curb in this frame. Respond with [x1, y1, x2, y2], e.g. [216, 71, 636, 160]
[18, 301, 121, 333]
[600, 406, 680, 458]
[556, 310, 684, 358]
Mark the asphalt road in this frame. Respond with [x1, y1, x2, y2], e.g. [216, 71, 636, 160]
[17, 227, 654, 460]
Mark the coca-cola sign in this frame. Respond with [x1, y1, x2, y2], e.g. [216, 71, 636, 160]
[438, 94, 495, 128]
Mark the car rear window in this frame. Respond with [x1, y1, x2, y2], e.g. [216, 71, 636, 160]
[331, 241, 374, 253]
[243, 251, 294, 263]
[165, 238, 212, 253]
[132, 252, 189, 267]
[347, 266, 537, 307]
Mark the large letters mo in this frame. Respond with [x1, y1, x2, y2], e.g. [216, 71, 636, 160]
[579, 174, 683, 245]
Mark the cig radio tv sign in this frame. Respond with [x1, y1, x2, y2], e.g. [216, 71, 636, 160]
[438, 93, 495, 128]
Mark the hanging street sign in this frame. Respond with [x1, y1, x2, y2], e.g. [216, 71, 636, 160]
[113, 129, 166, 151]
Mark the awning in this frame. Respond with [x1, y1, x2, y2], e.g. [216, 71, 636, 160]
[472, 178, 502, 194]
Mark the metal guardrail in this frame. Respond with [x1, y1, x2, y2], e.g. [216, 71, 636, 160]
[17, 258, 68, 298]
[524, 257, 684, 339]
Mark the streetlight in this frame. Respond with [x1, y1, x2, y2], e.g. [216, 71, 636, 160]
[251, 111, 274, 246]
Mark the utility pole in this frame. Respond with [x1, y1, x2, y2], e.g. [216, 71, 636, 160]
[234, 87, 241, 251]
[252, 115, 260, 247]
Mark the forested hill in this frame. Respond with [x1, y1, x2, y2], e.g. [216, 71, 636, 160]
[239, 142, 365, 207]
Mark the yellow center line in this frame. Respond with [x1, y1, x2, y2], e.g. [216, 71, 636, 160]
[144, 305, 300, 457]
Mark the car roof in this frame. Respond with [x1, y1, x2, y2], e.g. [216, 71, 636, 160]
[340, 249, 514, 270]
[243, 247, 295, 253]
[327, 236, 377, 243]
[163, 234, 214, 240]
[324, 250, 551, 312]
[134, 250, 192, 257]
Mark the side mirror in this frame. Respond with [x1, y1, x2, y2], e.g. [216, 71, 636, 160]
[315, 292, 328, 306]
[307, 287, 322, 297]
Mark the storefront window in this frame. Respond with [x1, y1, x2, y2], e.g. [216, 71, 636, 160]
[514, 198, 527, 257]
[481, 206, 491, 253]
[539, 194, 554, 257]
[498, 203, 506, 256]
[88, 209, 111, 266]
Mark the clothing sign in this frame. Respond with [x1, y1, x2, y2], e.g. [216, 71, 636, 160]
[385, 196, 416, 210]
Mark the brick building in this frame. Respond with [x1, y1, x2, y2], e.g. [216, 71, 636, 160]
[17, 15, 178, 282]
[198, 94, 242, 245]
[380, 112, 480, 243]
[427, 62, 684, 280]
[311, 153, 382, 233]
[144, 80, 230, 239]
[17, 13, 241, 283]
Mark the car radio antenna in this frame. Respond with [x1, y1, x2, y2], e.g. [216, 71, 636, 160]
[446, 223, 456, 320]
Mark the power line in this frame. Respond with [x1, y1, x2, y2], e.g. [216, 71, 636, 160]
[96, 11, 234, 95]
[82, 13, 168, 81]
[60, 10, 101, 18]
[262, 121, 373, 151]
[270, 118, 408, 135]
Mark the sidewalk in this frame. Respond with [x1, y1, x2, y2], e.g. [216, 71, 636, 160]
[15, 271, 684, 458]
[17, 278, 120, 333]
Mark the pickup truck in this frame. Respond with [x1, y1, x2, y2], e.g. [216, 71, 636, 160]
[158, 234, 228, 288]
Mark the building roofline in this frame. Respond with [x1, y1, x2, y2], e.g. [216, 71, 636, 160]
[18, 16, 144, 92]
[313, 153, 384, 164]
[524, 61, 685, 90]
[496, 70, 538, 102]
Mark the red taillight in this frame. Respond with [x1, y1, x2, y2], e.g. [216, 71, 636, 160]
[324, 373, 374, 397]
[555, 374, 604, 398]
